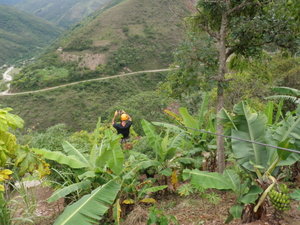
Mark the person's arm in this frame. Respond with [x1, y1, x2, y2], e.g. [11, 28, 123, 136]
[112, 110, 118, 125]
[127, 114, 132, 121]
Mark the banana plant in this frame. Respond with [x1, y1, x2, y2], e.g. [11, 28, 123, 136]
[34, 122, 125, 202]
[220, 101, 300, 174]
[266, 86, 300, 104]
[29, 118, 126, 225]
[141, 119, 188, 177]
[154, 93, 217, 170]
[183, 168, 263, 222]
[184, 101, 300, 223]
[37, 119, 164, 225]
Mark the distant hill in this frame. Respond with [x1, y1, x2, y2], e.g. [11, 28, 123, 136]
[15, 0, 113, 28]
[12, 0, 194, 91]
[0, 5, 61, 65]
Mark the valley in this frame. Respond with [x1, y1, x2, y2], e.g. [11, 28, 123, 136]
[0, 1, 300, 225]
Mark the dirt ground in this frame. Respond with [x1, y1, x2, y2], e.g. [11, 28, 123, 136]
[9, 184, 300, 225]
[122, 192, 300, 225]
[9, 186, 64, 225]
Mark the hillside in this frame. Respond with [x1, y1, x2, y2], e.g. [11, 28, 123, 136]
[15, 0, 113, 28]
[0, 72, 170, 132]
[11, 0, 194, 91]
[0, 5, 61, 65]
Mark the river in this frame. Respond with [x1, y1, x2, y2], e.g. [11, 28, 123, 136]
[1, 66, 14, 95]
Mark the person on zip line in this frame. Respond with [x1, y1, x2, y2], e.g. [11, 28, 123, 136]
[112, 110, 132, 143]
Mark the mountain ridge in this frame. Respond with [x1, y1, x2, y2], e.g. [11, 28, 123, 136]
[0, 5, 61, 65]
[15, 0, 114, 28]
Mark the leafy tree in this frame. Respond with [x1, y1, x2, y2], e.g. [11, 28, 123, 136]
[167, 0, 300, 172]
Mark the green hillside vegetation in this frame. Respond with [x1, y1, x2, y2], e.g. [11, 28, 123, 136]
[1, 72, 170, 132]
[0, 5, 61, 65]
[11, 0, 192, 91]
[15, 0, 113, 28]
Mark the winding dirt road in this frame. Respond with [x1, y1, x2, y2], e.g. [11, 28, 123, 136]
[0, 68, 174, 97]
[1, 66, 14, 95]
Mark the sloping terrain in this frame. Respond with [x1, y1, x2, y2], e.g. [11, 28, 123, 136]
[0, 5, 61, 65]
[59, 0, 191, 71]
[0, 72, 170, 131]
[11, 0, 194, 91]
[15, 0, 113, 28]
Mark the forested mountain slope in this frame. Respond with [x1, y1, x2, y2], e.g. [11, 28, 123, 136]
[15, 0, 113, 28]
[0, 5, 61, 65]
[11, 0, 194, 91]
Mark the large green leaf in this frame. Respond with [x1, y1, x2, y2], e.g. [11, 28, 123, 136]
[107, 134, 124, 175]
[142, 120, 162, 159]
[62, 141, 89, 166]
[197, 92, 209, 128]
[0, 108, 24, 131]
[229, 205, 243, 219]
[274, 116, 300, 142]
[239, 185, 263, 204]
[95, 130, 124, 175]
[183, 169, 233, 190]
[278, 153, 300, 166]
[32, 148, 88, 169]
[290, 189, 300, 201]
[179, 107, 199, 135]
[264, 101, 274, 125]
[271, 87, 300, 97]
[219, 108, 237, 130]
[140, 185, 168, 196]
[152, 122, 185, 133]
[231, 102, 268, 171]
[54, 179, 121, 225]
[223, 169, 241, 193]
[48, 180, 91, 203]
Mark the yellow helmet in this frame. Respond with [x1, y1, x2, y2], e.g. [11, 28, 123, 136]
[120, 113, 129, 121]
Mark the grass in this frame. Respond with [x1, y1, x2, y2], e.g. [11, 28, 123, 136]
[15, 0, 113, 28]
[12, 0, 191, 91]
[0, 72, 171, 133]
[0, 5, 61, 65]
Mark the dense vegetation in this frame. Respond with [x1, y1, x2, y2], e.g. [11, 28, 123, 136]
[0, 5, 61, 65]
[1, 72, 170, 132]
[15, 0, 113, 28]
[10, 0, 191, 91]
[1, 0, 300, 225]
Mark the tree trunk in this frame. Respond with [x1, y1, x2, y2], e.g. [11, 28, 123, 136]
[216, 12, 228, 173]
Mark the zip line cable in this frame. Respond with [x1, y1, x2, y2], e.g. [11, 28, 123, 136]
[174, 124, 300, 155]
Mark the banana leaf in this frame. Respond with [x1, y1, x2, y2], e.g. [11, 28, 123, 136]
[142, 120, 162, 159]
[197, 92, 209, 128]
[107, 135, 124, 175]
[62, 141, 89, 166]
[48, 180, 91, 203]
[54, 179, 121, 225]
[32, 148, 88, 169]
[231, 102, 268, 171]
[179, 107, 200, 136]
[152, 122, 186, 133]
[183, 169, 233, 190]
